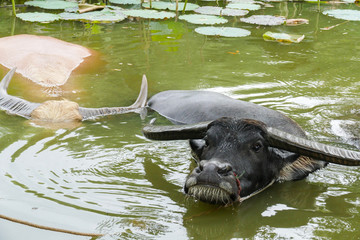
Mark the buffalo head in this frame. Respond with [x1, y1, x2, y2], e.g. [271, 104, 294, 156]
[143, 117, 360, 205]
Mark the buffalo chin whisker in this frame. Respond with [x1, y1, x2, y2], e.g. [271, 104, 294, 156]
[187, 185, 233, 205]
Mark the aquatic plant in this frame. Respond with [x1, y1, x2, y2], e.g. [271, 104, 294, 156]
[17, 12, 61, 23]
[194, 6, 249, 16]
[59, 8, 126, 23]
[263, 31, 305, 43]
[110, 0, 142, 4]
[179, 14, 228, 25]
[227, 3, 261, 11]
[25, 0, 78, 10]
[122, 9, 176, 19]
[195, 27, 251, 37]
[142, 1, 200, 11]
[323, 9, 360, 21]
[241, 15, 286, 26]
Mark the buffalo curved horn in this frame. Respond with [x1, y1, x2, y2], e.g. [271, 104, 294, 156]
[142, 120, 360, 166]
[0, 68, 148, 121]
[79, 74, 148, 120]
[0, 67, 40, 119]
[267, 127, 360, 166]
[142, 122, 209, 140]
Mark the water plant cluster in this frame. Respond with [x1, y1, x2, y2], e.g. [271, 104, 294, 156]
[12, 0, 360, 41]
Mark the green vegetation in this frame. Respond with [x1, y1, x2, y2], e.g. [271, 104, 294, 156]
[179, 14, 228, 25]
[123, 9, 176, 19]
[25, 0, 78, 9]
[195, 26, 251, 37]
[240, 15, 286, 26]
[142, 1, 200, 11]
[8, 0, 360, 42]
[263, 31, 305, 43]
[17, 12, 61, 22]
[323, 9, 360, 21]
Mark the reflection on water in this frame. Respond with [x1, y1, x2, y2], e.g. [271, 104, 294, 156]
[0, 1, 360, 239]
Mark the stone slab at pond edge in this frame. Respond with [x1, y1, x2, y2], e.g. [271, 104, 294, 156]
[0, 34, 93, 87]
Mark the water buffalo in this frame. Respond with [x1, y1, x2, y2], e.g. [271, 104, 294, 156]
[0, 68, 147, 122]
[143, 90, 360, 205]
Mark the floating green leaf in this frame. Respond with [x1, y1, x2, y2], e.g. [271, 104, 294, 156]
[142, 1, 200, 11]
[229, 0, 255, 2]
[241, 15, 285, 25]
[195, 26, 251, 37]
[122, 9, 176, 19]
[227, 3, 261, 11]
[263, 31, 305, 43]
[59, 8, 126, 23]
[304, 0, 329, 3]
[110, 0, 141, 5]
[194, 6, 249, 16]
[64, 6, 78, 13]
[25, 0, 78, 10]
[179, 14, 228, 25]
[60, 12, 84, 20]
[17, 12, 61, 23]
[194, 6, 221, 15]
[323, 9, 360, 21]
[222, 8, 249, 16]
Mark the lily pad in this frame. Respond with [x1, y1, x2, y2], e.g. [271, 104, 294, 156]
[323, 9, 360, 21]
[222, 8, 249, 16]
[142, 2, 200, 11]
[195, 26, 251, 37]
[227, 3, 261, 11]
[60, 8, 126, 23]
[228, 0, 258, 3]
[194, 6, 249, 16]
[263, 31, 305, 43]
[122, 9, 176, 19]
[110, 0, 141, 4]
[241, 15, 285, 26]
[16, 12, 61, 23]
[179, 14, 228, 25]
[25, 0, 78, 10]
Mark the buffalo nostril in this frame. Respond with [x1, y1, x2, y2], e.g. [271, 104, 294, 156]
[217, 164, 233, 175]
[199, 160, 207, 171]
[195, 167, 201, 174]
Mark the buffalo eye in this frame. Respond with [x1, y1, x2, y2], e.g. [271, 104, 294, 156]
[252, 141, 263, 152]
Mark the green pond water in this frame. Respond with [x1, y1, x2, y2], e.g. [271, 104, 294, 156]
[0, 1, 360, 239]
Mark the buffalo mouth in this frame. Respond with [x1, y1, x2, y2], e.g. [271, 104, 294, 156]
[185, 181, 239, 205]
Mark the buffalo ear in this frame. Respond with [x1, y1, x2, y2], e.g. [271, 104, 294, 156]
[271, 148, 326, 181]
[190, 139, 206, 161]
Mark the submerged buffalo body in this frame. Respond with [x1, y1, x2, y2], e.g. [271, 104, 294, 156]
[143, 90, 360, 205]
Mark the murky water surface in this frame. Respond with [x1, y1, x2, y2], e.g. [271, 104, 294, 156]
[0, 1, 360, 239]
